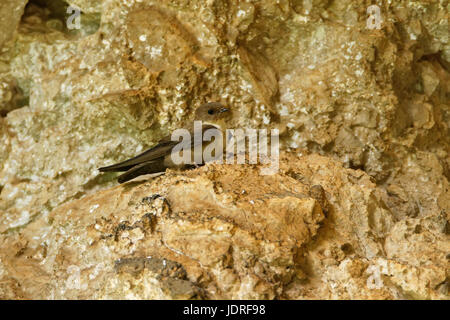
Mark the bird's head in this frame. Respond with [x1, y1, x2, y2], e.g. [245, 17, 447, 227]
[194, 102, 231, 127]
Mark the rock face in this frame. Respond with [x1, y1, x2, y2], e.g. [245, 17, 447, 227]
[1, 153, 446, 299]
[0, 0, 448, 299]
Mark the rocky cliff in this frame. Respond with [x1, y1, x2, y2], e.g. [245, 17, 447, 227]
[0, 0, 448, 299]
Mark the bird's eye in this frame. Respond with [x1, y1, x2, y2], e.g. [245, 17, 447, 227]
[208, 109, 214, 115]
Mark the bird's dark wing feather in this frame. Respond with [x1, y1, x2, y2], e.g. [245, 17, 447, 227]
[117, 159, 167, 183]
[99, 124, 219, 174]
[98, 137, 176, 172]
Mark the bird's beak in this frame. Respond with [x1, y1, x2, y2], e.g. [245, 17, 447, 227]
[219, 107, 229, 113]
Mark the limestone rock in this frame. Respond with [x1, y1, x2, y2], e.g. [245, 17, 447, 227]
[0, 0, 448, 300]
[0, 153, 447, 299]
[0, 0, 28, 49]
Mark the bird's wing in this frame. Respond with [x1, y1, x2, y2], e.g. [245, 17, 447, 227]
[99, 124, 218, 172]
[117, 159, 167, 183]
[98, 139, 177, 172]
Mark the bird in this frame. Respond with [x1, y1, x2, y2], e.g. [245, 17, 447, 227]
[99, 102, 231, 183]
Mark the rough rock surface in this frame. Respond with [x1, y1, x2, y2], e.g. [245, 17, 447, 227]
[0, 0, 449, 299]
[1, 153, 445, 299]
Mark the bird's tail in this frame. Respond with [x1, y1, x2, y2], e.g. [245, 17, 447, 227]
[116, 159, 167, 183]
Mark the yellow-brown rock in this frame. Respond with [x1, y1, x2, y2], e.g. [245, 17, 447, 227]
[0, 153, 447, 299]
[0, 0, 448, 300]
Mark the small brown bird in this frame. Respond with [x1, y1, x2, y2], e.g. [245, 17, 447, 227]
[99, 102, 231, 183]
